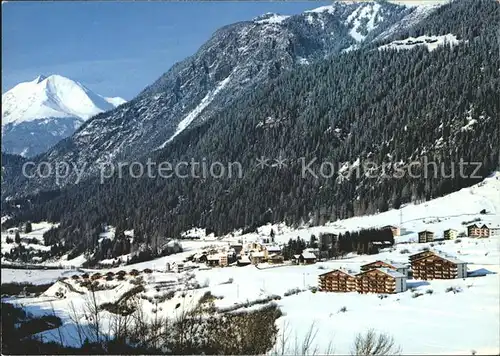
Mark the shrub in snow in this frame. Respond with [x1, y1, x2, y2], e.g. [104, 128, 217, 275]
[426, 289, 433, 295]
[284, 287, 303, 297]
[445, 286, 462, 294]
[317, 265, 326, 269]
[455, 239, 462, 244]
[220, 278, 233, 285]
[378, 294, 388, 300]
[199, 291, 217, 305]
[310, 286, 318, 293]
[338, 306, 347, 313]
[412, 292, 424, 298]
[351, 329, 401, 356]
[399, 248, 410, 254]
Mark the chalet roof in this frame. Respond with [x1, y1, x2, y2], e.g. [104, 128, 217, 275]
[419, 230, 434, 234]
[413, 253, 466, 265]
[376, 268, 405, 278]
[388, 261, 406, 269]
[444, 228, 458, 232]
[480, 224, 489, 229]
[468, 224, 479, 228]
[440, 254, 466, 264]
[264, 245, 282, 252]
[293, 254, 300, 259]
[382, 225, 398, 229]
[409, 250, 435, 258]
[301, 251, 316, 259]
[207, 254, 221, 261]
[319, 269, 356, 277]
[239, 255, 251, 263]
[361, 260, 405, 269]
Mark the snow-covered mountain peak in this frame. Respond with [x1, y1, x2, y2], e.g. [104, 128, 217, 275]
[34, 74, 47, 84]
[2, 75, 127, 157]
[2, 74, 126, 126]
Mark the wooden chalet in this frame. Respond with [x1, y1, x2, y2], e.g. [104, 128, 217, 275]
[263, 245, 282, 257]
[318, 269, 357, 292]
[444, 229, 458, 240]
[382, 225, 400, 237]
[250, 251, 266, 264]
[356, 268, 407, 294]
[408, 250, 435, 262]
[268, 253, 284, 264]
[299, 251, 317, 264]
[418, 230, 434, 243]
[411, 254, 467, 280]
[360, 260, 408, 276]
[467, 224, 490, 238]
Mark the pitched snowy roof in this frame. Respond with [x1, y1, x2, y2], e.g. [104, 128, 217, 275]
[439, 254, 466, 264]
[264, 244, 282, 252]
[301, 251, 316, 259]
[361, 260, 405, 269]
[376, 268, 405, 278]
[319, 268, 356, 277]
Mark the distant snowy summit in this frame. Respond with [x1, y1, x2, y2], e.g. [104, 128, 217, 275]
[2, 74, 125, 126]
[1, 74, 126, 157]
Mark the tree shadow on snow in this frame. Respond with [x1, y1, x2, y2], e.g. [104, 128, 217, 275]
[468, 268, 497, 278]
[406, 281, 430, 289]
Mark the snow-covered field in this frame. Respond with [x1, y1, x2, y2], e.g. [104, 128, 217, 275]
[2, 173, 500, 354]
[379, 34, 461, 52]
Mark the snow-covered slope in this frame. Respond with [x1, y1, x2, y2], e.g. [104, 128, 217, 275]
[1, 75, 126, 157]
[3, 174, 499, 354]
[379, 34, 461, 52]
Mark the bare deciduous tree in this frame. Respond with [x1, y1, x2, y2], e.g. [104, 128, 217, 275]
[351, 329, 401, 356]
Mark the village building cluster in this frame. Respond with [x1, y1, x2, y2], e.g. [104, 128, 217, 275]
[185, 236, 319, 269]
[319, 249, 468, 294]
[417, 223, 495, 243]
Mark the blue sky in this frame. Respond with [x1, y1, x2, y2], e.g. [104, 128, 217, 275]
[2, 1, 331, 99]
